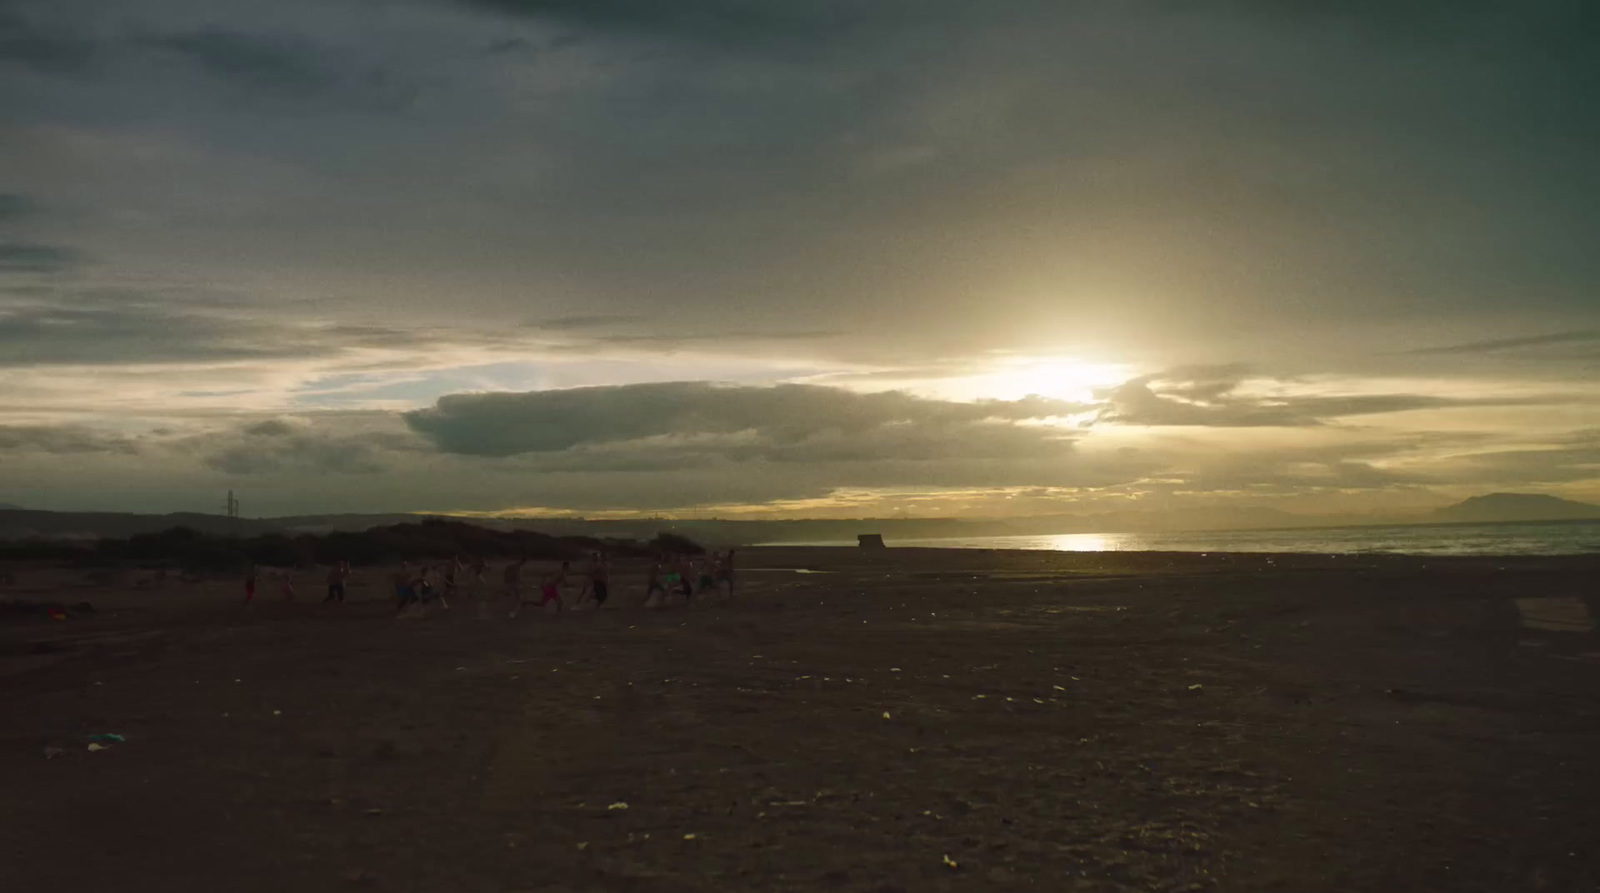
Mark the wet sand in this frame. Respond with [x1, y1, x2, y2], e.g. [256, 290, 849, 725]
[4, 547, 1600, 892]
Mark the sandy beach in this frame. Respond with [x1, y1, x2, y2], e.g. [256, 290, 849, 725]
[4, 547, 1599, 892]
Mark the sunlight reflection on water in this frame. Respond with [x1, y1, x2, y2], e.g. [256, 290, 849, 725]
[1042, 533, 1119, 552]
[765, 520, 1600, 556]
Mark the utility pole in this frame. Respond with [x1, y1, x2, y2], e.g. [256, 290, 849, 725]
[225, 490, 240, 534]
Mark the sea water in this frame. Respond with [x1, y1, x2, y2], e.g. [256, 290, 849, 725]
[766, 520, 1600, 557]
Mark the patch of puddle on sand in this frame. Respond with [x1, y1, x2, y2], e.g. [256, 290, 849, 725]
[1514, 597, 1594, 633]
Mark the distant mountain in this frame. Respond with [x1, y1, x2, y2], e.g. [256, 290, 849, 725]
[1431, 493, 1600, 524]
[0, 503, 23, 510]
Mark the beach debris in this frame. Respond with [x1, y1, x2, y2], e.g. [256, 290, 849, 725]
[365, 808, 384, 817]
[607, 801, 629, 811]
[890, 667, 901, 672]
[882, 711, 892, 720]
[943, 854, 960, 870]
[683, 833, 697, 840]
[273, 709, 283, 716]
[87, 743, 107, 752]
[1187, 684, 1204, 691]
[575, 842, 589, 851]
[1053, 685, 1066, 691]
[43, 746, 68, 759]
[87, 733, 126, 744]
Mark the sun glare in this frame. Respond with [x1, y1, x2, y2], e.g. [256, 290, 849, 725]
[958, 357, 1131, 403]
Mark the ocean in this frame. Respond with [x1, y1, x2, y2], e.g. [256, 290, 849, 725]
[765, 519, 1600, 557]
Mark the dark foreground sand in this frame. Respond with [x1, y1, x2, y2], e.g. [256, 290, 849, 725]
[4, 548, 1600, 892]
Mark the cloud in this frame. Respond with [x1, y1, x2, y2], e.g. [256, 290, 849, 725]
[0, 295, 431, 366]
[0, 193, 36, 221]
[404, 381, 1085, 456]
[455, 0, 899, 47]
[1096, 368, 1551, 428]
[529, 313, 643, 331]
[134, 24, 419, 111]
[144, 26, 333, 97]
[185, 417, 412, 476]
[0, 423, 136, 454]
[0, 6, 96, 74]
[0, 242, 78, 272]
[1404, 331, 1600, 356]
[1420, 429, 1600, 486]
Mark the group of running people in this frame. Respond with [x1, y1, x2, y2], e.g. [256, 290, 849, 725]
[245, 550, 736, 617]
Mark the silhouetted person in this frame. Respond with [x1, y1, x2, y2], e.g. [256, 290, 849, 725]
[324, 561, 349, 603]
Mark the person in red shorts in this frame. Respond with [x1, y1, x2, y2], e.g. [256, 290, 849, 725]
[539, 561, 570, 615]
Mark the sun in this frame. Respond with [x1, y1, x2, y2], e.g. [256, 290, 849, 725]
[958, 356, 1131, 403]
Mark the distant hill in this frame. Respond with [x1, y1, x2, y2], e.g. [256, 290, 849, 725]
[1430, 493, 1600, 524]
[0, 508, 281, 541]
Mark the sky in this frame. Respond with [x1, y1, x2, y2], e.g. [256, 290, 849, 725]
[1, 0, 1597, 519]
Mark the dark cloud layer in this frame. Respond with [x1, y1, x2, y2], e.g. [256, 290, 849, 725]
[1406, 331, 1600, 356]
[0, 242, 77, 272]
[0, 423, 135, 454]
[458, 0, 909, 47]
[0, 193, 36, 221]
[0, 295, 432, 366]
[0, 4, 96, 74]
[144, 27, 335, 98]
[405, 381, 1084, 456]
[193, 419, 398, 475]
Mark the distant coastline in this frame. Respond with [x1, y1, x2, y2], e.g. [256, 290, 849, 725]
[2, 492, 1598, 546]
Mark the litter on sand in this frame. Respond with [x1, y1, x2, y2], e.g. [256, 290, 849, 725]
[86, 743, 107, 752]
[1188, 684, 1204, 691]
[607, 802, 629, 811]
[882, 711, 891, 720]
[943, 854, 960, 869]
